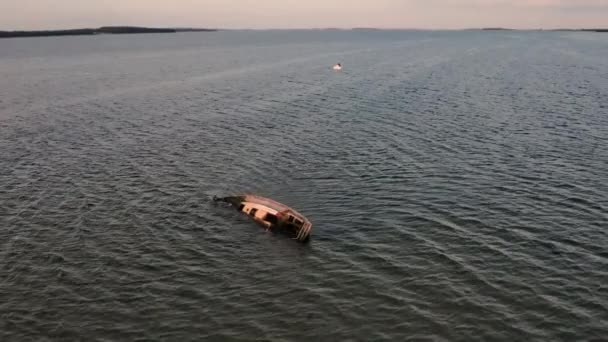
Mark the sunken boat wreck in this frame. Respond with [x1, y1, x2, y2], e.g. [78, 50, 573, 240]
[214, 194, 312, 242]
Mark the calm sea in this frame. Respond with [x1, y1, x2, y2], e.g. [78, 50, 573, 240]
[1, 30, 607, 341]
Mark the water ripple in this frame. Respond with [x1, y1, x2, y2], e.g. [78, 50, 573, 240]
[1, 30, 607, 341]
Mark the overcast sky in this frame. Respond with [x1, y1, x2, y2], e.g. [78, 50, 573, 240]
[1, 0, 607, 30]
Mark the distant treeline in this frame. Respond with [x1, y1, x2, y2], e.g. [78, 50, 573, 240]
[0, 29, 96, 38]
[550, 28, 608, 33]
[174, 28, 218, 32]
[0, 26, 217, 38]
[481, 27, 608, 32]
[580, 29, 608, 32]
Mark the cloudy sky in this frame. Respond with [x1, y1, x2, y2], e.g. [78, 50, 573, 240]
[1, 0, 607, 30]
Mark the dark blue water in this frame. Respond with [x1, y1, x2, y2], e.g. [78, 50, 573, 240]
[1, 30, 607, 341]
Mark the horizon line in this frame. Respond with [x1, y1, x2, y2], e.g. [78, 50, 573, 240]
[2, 25, 607, 32]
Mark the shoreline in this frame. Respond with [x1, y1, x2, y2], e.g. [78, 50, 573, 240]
[1, 26, 606, 39]
[0, 26, 218, 39]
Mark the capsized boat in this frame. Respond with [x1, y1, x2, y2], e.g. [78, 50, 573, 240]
[214, 194, 313, 242]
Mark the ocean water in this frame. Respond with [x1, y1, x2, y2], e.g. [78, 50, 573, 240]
[1, 30, 607, 341]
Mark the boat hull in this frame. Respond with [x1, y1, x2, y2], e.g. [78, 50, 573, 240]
[214, 194, 312, 242]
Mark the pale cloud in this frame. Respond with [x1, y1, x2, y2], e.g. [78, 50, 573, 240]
[0, 0, 606, 30]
